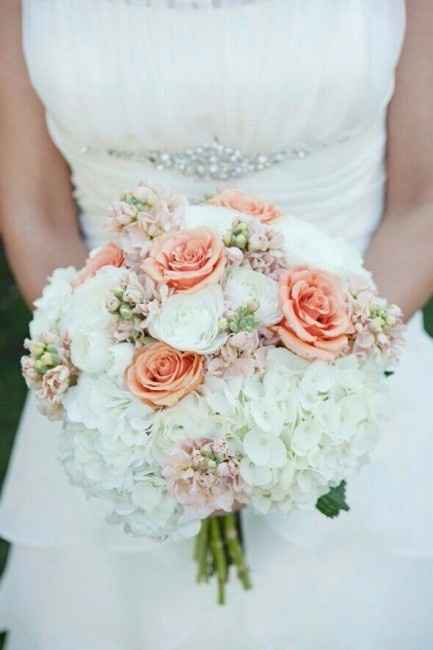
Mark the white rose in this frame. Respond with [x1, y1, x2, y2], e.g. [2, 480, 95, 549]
[224, 267, 281, 326]
[148, 284, 227, 354]
[184, 204, 241, 235]
[30, 267, 77, 338]
[63, 266, 128, 373]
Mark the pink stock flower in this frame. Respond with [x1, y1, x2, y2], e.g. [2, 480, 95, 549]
[273, 267, 353, 361]
[38, 365, 72, 404]
[208, 189, 282, 224]
[107, 184, 186, 252]
[73, 243, 124, 288]
[348, 277, 405, 362]
[142, 228, 226, 294]
[162, 438, 249, 516]
[21, 334, 78, 420]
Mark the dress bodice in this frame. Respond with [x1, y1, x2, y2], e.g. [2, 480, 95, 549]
[22, 0, 405, 250]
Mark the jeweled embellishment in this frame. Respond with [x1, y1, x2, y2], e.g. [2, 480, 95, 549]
[105, 137, 312, 181]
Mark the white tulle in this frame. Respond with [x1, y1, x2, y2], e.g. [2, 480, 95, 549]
[3, 1, 433, 648]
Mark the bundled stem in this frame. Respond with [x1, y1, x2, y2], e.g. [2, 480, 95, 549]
[222, 513, 252, 590]
[193, 512, 252, 605]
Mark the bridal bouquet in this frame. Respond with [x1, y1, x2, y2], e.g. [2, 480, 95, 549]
[21, 185, 404, 604]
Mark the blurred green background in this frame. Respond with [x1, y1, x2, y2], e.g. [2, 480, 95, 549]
[0, 246, 432, 647]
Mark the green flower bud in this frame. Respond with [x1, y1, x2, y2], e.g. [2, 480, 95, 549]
[34, 359, 47, 374]
[246, 300, 259, 313]
[234, 234, 248, 250]
[119, 305, 134, 320]
[31, 342, 46, 358]
[223, 232, 233, 247]
[112, 287, 124, 299]
[40, 352, 59, 367]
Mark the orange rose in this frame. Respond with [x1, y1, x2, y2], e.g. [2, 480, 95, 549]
[125, 342, 203, 409]
[273, 267, 353, 361]
[73, 243, 124, 287]
[142, 228, 225, 293]
[208, 189, 282, 224]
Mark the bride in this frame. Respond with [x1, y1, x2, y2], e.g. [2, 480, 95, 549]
[1, 0, 433, 648]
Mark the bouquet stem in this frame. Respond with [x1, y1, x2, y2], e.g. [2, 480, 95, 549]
[194, 512, 252, 605]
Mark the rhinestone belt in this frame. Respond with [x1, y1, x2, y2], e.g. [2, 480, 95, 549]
[80, 135, 351, 181]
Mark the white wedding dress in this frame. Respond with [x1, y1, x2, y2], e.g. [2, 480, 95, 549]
[1, 1, 433, 648]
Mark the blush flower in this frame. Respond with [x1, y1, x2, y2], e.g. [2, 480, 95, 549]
[108, 184, 186, 253]
[162, 438, 249, 516]
[125, 342, 204, 409]
[142, 228, 226, 294]
[273, 267, 352, 361]
[73, 243, 124, 288]
[209, 189, 282, 224]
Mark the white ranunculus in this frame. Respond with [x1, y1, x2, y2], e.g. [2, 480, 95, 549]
[30, 267, 77, 338]
[148, 284, 227, 354]
[275, 215, 368, 279]
[224, 267, 281, 326]
[70, 330, 114, 374]
[184, 204, 241, 235]
[63, 266, 128, 373]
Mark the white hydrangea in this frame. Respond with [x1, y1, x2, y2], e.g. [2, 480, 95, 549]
[58, 330, 386, 539]
[199, 346, 386, 515]
[60, 420, 200, 541]
[63, 371, 152, 442]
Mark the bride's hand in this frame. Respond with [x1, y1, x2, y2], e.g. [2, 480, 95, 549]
[0, 1, 87, 307]
[365, 0, 433, 320]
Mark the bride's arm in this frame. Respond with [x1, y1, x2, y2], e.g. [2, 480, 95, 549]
[365, 0, 433, 319]
[0, 0, 87, 307]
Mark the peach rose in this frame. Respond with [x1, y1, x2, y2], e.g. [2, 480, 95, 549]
[142, 228, 225, 293]
[208, 189, 282, 224]
[73, 243, 124, 287]
[273, 267, 353, 361]
[126, 342, 203, 409]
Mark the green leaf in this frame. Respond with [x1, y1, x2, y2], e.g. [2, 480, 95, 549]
[316, 480, 350, 519]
